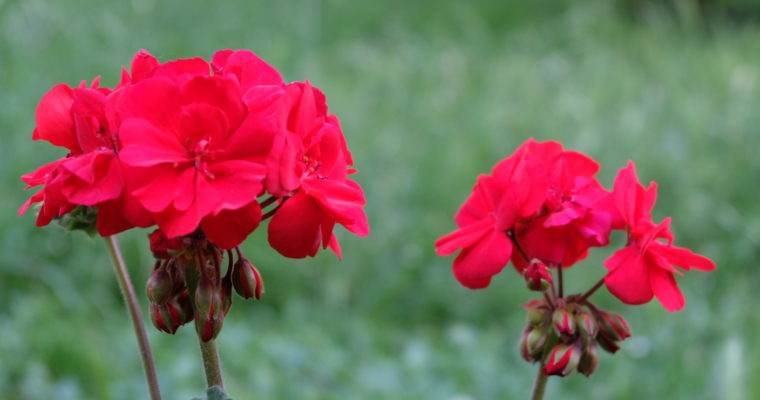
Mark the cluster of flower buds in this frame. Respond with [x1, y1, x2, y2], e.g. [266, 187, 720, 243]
[145, 229, 264, 341]
[519, 297, 631, 378]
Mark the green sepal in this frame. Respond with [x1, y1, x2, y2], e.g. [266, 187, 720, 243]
[56, 205, 98, 237]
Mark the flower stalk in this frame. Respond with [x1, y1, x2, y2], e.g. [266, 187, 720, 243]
[104, 236, 162, 400]
[199, 338, 224, 388]
[531, 361, 549, 400]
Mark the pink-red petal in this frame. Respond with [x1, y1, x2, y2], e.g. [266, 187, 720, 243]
[452, 229, 513, 289]
[604, 246, 654, 305]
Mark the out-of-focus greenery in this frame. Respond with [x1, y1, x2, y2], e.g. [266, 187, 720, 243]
[1, 0, 758, 399]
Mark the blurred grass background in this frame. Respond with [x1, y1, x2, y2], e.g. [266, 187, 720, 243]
[1, 0, 758, 398]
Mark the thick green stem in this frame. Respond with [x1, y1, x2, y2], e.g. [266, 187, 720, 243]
[531, 362, 549, 400]
[199, 339, 224, 388]
[104, 236, 162, 400]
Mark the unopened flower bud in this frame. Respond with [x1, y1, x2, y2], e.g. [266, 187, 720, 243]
[596, 310, 631, 354]
[577, 343, 599, 377]
[543, 342, 582, 377]
[149, 301, 183, 334]
[194, 278, 224, 342]
[173, 289, 194, 325]
[519, 327, 550, 363]
[147, 262, 174, 304]
[552, 307, 576, 337]
[576, 310, 597, 344]
[525, 260, 553, 292]
[523, 298, 550, 328]
[232, 258, 264, 300]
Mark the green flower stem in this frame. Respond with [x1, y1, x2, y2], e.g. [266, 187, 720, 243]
[531, 362, 548, 400]
[199, 338, 224, 388]
[105, 236, 162, 400]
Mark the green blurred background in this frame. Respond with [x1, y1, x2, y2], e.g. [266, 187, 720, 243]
[1, 0, 758, 398]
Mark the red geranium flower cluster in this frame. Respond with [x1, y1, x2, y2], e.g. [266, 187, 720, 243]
[20, 49, 368, 255]
[435, 139, 715, 378]
[20, 49, 369, 340]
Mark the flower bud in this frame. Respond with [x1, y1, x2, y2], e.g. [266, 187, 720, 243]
[149, 302, 183, 334]
[577, 343, 599, 377]
[194, 278, 224, 342]
[576, 310, 597, 344]
[552, 307, 576, 337]
[146, 262, 174, 304]
[543, 342, 582, 377]
[523, 298, 550, 328]
[596, 310, 631, 354]
[232, 258, 264, 300]
[173, 289, 195, 325]
[525, 260, 553, 292]
[519, 327, 550, 363]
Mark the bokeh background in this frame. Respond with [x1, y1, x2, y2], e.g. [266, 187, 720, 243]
[1, 0, 758, 399]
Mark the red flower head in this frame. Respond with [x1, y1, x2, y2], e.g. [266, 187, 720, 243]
[265, 81, 369, 258]
[115, 60, 273, 249]
[511, 145, 614, 271]
[603, 162, 716, 311]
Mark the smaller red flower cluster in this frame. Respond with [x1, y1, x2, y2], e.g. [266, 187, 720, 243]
[435, 139, 715, 311]
[20, 49, 369, 257]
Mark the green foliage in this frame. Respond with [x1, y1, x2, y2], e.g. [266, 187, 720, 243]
[1, 0, 758, 399]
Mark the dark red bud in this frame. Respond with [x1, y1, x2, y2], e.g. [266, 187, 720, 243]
[147, 263, 174, 304]
[232, 258, 264, 300]
[149, 302, 183, 334]
[194, 278, 224, 342]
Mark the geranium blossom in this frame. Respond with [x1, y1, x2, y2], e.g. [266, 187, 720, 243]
[19, 78, 152, 235]
[266, 81, 369, 258]
[435, 139, 612, 288]
[603, 162, 715, 311]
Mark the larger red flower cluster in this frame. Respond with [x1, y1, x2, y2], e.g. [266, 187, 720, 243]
[435, 139, 714, 311]
[20, 49, 369, 257]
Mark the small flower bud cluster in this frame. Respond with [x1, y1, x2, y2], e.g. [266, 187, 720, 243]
[519, 297, 631, 378]
[146, 229, 265, 341]
[147, 260, 193, 334]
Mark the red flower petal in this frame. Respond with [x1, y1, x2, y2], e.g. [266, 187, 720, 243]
[119, 118, 189, 166]
[130, 49, 159, 82]
[213, 49, 283, 90]
[181, 75, 245, 130]
[33, 84, 79, 153]
[268, 191, 322, 258]
[435, 218, 493, 256]
[452, 229, 513, 289]
[612, 161, 657, 229]
[115, 77, 182, 133]
[604, 246, 654, 305]
[61, 152, 125, 205]
[648, 265, 685, 312]
[201, 201, 262, 249]
[656, 243, 716, 272]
